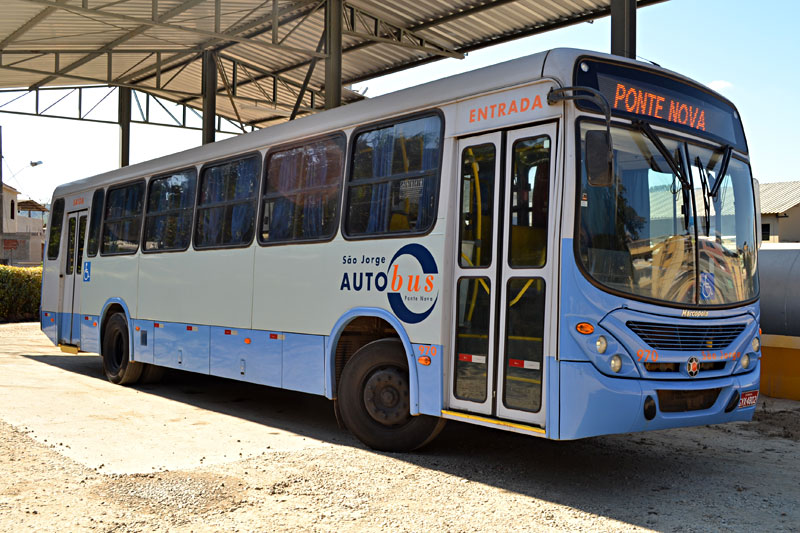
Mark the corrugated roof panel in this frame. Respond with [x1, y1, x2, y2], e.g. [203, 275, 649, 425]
[1, 0, 668, 129]
[759, 181, 800, 214]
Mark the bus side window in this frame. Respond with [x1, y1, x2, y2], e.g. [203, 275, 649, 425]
[86, 188, 104, 257]
[260, 134, 345, 244]
[195, 154, 260, 249]
[101, 181, 145, 255]
[143, 168, 197, 252]
[344, 113, 442, 237]
[46, 198, 65, 260]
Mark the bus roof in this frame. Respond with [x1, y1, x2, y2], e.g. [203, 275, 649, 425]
[51, 47, 730, 199]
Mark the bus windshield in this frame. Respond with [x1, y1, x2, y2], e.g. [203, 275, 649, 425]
[577, 121, 758, 307]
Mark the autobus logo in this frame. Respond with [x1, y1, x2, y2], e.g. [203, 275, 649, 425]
[687, 356, 700, 377]
[339, 243, 439, 324]
[386, 244, 439, 324]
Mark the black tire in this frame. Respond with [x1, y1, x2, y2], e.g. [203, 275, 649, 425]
[102, 313, 143, 385]
[339, 338, 445, 452]
[140, 364, 166, 384]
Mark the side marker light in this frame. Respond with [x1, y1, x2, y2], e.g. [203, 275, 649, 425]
[244, 338, 251, 345]
[576, 322, 594, 335]
[418, 356, 431, 366]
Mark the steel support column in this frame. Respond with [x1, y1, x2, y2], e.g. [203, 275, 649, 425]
[202, 49, 216, 144]
[325, 0, 342, 110]
[610, 0, 636, 59]
[0, 126, 5, 249]
[118, 86, 131, 167]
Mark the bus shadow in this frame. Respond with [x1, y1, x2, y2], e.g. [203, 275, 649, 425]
[24, 352, 763, 531]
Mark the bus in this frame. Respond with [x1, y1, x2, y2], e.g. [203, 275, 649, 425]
[40, 48, 761, 451]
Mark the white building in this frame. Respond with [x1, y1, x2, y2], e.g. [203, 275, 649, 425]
[1, 183, 46, 266]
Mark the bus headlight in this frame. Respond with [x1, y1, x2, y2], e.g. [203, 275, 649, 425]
[596, 335, 608, 354]
[751, 337, 760, 352]
[610, 354, 622, 373]
[741, 353, 751, 370]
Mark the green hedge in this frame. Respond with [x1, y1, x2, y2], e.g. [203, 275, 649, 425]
[0, 265, 42, 322]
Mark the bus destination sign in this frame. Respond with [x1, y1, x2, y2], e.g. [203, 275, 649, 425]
[612, 82, 707, 132]
[574, 58, 747, 151]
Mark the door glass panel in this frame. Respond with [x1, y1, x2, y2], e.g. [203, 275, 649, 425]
[503, 277, 545, 412]
[509, 136, 550, 267]
[454, 277, 491, 402]
[65, 217, 77, 276]
[76, 216, 87, 274]
[459, 144, 496, 268]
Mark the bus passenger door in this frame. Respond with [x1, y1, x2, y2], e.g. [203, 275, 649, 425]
[450, 132, 502, 415]
[59, 211, 88, 345]
[495, 124, 557, 427]
[449, 123, 557, 429]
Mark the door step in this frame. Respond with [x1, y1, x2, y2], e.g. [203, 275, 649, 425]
[58, 344, 79, 354]
[441, 409, 545, 435]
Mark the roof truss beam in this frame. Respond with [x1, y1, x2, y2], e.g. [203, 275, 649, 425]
[119, 0, 321, 85]
[0, 85, 254, 133]
[342, 3, 464, 59]
[0, 0, 69, 50]
[18, 0, 327, 61]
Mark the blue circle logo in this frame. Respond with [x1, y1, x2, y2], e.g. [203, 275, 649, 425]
[386, 244, 439, 324]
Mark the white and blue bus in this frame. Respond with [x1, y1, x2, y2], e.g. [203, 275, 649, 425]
[41, 48, 761, 451]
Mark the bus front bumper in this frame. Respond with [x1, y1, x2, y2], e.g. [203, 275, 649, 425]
[558, 360, 760, 440]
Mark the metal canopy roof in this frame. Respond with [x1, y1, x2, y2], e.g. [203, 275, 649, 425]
[0, 0, 665, 129]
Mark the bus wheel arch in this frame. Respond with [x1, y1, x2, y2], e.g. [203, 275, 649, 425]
[99, 301, 142, 385]
[328, 309, 420, 415]
[338, 337, 445, 451]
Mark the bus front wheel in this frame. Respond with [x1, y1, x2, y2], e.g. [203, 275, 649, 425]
[102, 313, 143, 385]
[338, 338, 445, 451]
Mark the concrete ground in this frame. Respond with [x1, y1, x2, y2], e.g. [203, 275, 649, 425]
[1, 322, 799, 532]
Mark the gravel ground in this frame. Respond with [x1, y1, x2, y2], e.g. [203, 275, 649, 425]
[1, 323, 799, 532]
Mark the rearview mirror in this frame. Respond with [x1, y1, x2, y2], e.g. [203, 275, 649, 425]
[586, 130, 613, 187]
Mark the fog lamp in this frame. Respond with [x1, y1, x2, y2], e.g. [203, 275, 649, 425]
[610, 354, 622, 373]
[741, 353, 751, 370]
[751, 337, 760, 352]
[596, 335, 608, 354]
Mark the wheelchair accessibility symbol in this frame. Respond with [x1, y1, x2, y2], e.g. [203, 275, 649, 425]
[83, 262, 91, 282]
[700, 272, 714, 300]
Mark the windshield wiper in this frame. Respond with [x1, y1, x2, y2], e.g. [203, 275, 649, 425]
[633, 120, 691, 191]
[633, 120, 692, 230]
[708, 145, 732, 198]
[695, 155, 711, 236]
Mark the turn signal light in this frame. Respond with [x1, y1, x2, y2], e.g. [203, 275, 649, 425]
[576, 322, 594, 335]
[418, 356, 431, 366]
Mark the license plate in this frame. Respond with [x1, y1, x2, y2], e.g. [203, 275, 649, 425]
[738, 390, 759, 408]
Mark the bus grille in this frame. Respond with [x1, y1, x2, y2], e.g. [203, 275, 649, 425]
[657, 388, 721, 412]
[627, 321, 745, 351]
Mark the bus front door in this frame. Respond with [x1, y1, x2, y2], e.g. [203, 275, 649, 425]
[59, 211, 88, 346]
[450, 123, 558, 428]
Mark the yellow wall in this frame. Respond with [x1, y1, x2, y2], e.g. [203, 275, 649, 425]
[760, 334, 800, 401]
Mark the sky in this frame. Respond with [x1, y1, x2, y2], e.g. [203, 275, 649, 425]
[1, 0, 798, 203]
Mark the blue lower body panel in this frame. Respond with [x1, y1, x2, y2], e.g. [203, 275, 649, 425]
[80, 315, 100, 353]
[42, 311, 58, 344]
[133, 320, 154, 363]
[559, 360, 761, 440]
[154, 322, 210, 374]
[210, 328, 282, 387]
[412, 343, 443, 416]
[282, 333, 324, 395]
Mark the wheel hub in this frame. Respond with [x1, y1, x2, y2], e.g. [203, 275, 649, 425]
[363, 366, 410, 426]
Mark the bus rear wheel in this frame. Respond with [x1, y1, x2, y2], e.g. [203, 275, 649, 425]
[339, 339, 445, 452]
[102, 313, 143, 385]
